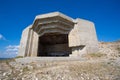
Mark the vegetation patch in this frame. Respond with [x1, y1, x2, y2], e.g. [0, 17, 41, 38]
[15, 56, 23, 58]
[0, 58, 15, 63]
[23, 66, 30, 72]
[117, 47, 120, 51]
[84, 53, 107, 59]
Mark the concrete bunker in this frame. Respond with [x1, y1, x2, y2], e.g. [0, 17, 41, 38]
[18, 12, 99, 57]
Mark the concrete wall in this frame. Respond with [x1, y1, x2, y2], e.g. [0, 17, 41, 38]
[18, 25, 32, 56]
[69, 18, 99, 56]
[18, 25, 39, 57]
[70, 46, 87, 57]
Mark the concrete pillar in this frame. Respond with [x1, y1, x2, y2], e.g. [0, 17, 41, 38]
[18, 25, 32, 57]
[30, 31, 39, 57]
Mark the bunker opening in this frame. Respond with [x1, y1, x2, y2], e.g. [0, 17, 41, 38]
[37, 33, 71, 57]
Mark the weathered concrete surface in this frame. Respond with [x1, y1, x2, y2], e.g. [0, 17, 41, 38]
[30, 31, 39, 57]
[18, 25, 32, 57]
[18, 12, 99, 57]
[69, 18, 98, 56]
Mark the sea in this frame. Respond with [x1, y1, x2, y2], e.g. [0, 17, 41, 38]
[0, 58, 13, 60]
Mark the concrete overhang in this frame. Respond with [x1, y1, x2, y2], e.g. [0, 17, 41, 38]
[31, 12, 75, 36]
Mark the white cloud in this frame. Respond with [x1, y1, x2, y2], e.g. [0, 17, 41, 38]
[0, 34, 3, 40]
[5, 45, 19, 55]
[0, 45, 19, 58]
[0, 34, 6, 40]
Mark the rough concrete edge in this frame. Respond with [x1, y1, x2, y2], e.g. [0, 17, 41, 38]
[18, 25, 32, 57]
[35, 12, 74, 22]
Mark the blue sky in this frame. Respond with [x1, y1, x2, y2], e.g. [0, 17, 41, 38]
[0, 0, 120, 58]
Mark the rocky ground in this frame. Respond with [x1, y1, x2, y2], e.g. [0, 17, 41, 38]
[98, 41, 120, 59]
[0, 41, 120, 80]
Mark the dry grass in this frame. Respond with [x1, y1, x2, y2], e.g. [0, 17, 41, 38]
[83, 53, 107, 59]
[1, 59, 120, 80]
[68, 61, 120, 80]
[15, 56, 23, 58]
